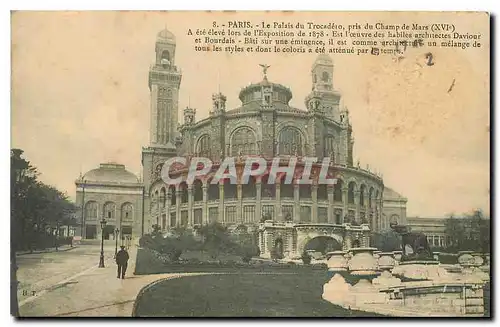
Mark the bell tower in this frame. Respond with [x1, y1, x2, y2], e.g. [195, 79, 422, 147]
[306, 54, 341, 120]
[148, 27, 182, 149]
[142, 27, 183, 234]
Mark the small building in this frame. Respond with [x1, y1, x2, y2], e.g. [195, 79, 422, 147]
[75, 163, 144, 240]
[406, 216, 448, 248]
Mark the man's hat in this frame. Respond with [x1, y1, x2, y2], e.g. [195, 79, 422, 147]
[120, 245, 125, 249]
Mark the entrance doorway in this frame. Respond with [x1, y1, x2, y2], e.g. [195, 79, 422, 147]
[103, 225, 115, 240]
[85, 225, 97, 239]
[304, 236, 342, 256]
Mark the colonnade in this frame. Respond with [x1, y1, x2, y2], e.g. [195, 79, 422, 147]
[150, 179, 384, 232]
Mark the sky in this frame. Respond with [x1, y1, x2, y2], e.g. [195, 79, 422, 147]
[11, 11, 490, 217]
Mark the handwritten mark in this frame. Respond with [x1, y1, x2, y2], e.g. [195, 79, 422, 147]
[447, 79, 456, 93]
[425, 52, 435, 66]
[22, 290, 36, 296]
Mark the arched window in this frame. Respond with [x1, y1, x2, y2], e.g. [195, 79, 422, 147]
[179, 182, 188, 204]
[324, 135, 335, 158]
[223, 179, 237, 200]
[334, 179, 343, 202]
[161, 50, 170, 62]
[322, 71, 329, 82]
[242, 176, 256, 198]
[196, 134, 211, 157]
[261, 175, 275, 198]
[193, 180, 203, 202]
[280, 178, 294, 199]
[103, 202, 116, 220]
[169, 185, 176, 206]
[208, 180, 220, 201]
[348, 182, 356, 204]
[299, 184, 311, 199]
[121, 203, 134, 221]
[231, 127, 256, 156]
[85, 201, 98, 220]
[160, 187, 166, 208]
[368, 187, 374, 208]
[279, 127, 303, 156]
[317, 184, 328, 200]
[359, 184, 366, 207]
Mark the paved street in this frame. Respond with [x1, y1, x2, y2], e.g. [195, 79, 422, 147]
[17, 243, 178, 317]
[17, 243, 115, 305]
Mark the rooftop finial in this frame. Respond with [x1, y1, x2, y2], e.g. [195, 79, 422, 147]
[259, 64, 271, 78]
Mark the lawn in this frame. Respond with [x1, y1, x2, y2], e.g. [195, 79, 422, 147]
[133, 271, 383, 317]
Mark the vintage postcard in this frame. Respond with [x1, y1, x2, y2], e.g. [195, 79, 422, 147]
[11, 11, 490, 318]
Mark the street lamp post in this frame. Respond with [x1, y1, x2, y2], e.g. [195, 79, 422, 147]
[114, 228, 120, 257]
[98, 218, 107, 268]
[81, 180, 87, 239]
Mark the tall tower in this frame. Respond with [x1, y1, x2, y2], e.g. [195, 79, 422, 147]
[148, 27, 182, 148]
[306, 54, 342, 120]
[142, 27, 183, 233]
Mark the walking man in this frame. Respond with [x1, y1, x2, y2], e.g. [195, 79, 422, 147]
[116, 245, 129, 279]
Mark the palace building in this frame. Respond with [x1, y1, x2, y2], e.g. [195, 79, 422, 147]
[75, 28, 408, 256]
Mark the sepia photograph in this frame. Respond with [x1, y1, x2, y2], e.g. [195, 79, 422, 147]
[10, 10, 490, 318]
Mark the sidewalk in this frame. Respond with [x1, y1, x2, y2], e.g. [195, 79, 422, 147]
[19, 246, 181, 317]
[16, 245, 77, 256]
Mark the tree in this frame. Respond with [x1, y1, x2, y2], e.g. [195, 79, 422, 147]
[445, 210, 490, 252]
[11, 149, 77, 251]
[444, 214, 465, 251]
[198, 222, 235, 259]
[370, 230, 402, 252]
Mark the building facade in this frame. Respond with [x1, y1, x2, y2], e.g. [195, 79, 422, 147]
[76, 28, 408, 247]
[75, 163, 144, 240]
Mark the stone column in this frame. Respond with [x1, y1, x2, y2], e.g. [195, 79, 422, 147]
[275, 183, 281, 221]
[202, 184, 208, 224]
[165, 193, 171, 230]
[294, 183, 300, 223]
[327, 186, 334, 223]
[343, 231, 352, 251]
[370, 206, 375, 231]
[237, 184, 243, 224]
[256, 181, 262, 223]
[218, 183, 224, 223]
[187, 184, 193, 227]
[311, 184, 318, 223]
[342, 186, 348, 223]
[176, 190, 181, 227]
[354, 191, 360, 223]
[375, 197, 381, 231]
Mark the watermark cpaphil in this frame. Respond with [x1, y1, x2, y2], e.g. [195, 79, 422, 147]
[160, 156, 338, 186]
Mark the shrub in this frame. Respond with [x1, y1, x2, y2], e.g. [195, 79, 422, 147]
[270, 249, 284, 262]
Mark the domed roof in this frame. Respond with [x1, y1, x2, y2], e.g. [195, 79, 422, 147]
[314, 54, 333, 66]
[83, 163, 139, 184]
[383, 187, 406, 200]
[157, 27, 176, 44]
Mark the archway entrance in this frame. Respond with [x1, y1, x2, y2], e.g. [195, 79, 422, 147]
[304, 236, 342, 257]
